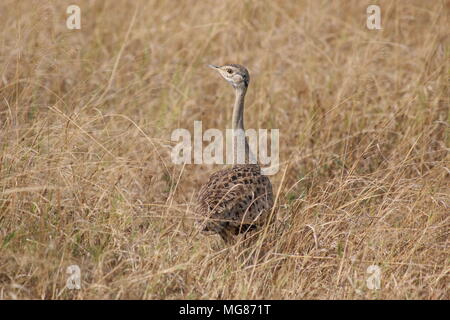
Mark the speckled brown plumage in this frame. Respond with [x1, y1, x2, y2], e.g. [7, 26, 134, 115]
[196, 164, 273, 243]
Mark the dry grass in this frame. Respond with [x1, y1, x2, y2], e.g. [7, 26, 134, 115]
[0, 0, 449, 299]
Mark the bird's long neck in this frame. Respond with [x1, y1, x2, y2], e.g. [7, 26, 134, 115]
[231, 86, 256, 164]
[232, 87, 246, 130]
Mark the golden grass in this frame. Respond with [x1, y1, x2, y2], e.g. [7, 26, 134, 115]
[0, 0, 448, 299]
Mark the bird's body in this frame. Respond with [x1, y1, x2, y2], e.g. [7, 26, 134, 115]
[195, 64, 274, 243]
[196, 164, 273, 243]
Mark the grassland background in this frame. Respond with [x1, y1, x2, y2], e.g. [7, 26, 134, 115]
[0, 0, 448, 299]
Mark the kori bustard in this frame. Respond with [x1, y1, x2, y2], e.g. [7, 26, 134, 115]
[195, 64, 274, 244]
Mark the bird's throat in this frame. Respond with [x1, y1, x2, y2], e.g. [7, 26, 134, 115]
[232, 87, 246, 131]
[231, 86, 256, 164]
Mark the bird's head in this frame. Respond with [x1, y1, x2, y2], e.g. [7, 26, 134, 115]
[208, 64, 250, 90]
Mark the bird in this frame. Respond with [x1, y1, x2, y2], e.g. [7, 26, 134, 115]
[195, 64, 274, 244]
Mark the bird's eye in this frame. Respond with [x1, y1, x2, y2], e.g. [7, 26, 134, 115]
[227, 69, 233, 74]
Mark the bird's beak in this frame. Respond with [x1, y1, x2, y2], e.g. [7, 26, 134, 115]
[208, 64, 219, 69]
